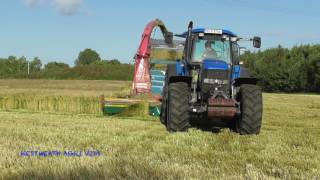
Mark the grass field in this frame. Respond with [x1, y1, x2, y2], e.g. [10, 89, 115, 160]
[0, 80, 319, 179]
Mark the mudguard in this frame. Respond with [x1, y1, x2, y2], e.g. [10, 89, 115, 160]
[234, 78, 258, 86]
[233, 65, 258, 86]
[167, 62, 192, 86]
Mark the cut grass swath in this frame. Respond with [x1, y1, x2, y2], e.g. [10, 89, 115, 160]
[0, 95, 101, 114]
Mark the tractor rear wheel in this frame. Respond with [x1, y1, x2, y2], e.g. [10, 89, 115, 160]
[166, 82, 191, 132]
[236, 84, 263, 135]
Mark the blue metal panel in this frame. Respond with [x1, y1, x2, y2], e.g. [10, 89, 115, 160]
[203, 59, 229, 70]
[152, 75, 165, 81]
[152, 86, 164, 95]
[151, 70, 165, 76]
[233, 65, 241, 80]
[176, 61, 181, 75]
[176, 60, 186, 76]
[151, 70, 166, 96]
[177, 28, 237, 38]
[152, 80, 164, 87]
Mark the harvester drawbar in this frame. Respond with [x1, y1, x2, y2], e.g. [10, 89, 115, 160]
[102, 19, 264, 134]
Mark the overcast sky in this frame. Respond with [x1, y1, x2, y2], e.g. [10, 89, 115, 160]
[0, 0, 319, 65]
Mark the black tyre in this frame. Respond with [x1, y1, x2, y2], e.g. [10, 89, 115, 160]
[236, 84, 263, 135]
[166, 82, 191, 132]
[160, 65, 176, 125]
[160, 84, 167, 125]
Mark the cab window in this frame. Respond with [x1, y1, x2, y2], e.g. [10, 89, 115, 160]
[192, 39, 231, 63]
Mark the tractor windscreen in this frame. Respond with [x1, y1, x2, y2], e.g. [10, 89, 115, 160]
[192, 39, 231, 63]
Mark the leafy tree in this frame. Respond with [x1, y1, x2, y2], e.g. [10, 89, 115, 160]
[8, 56, 16, 61]
[106, 59, 121, 65]
[30, 57, 42, 72]
[41, 62, 71, 79]
[242, 44, 320, 93]
[75, 48, 101, 66]
[45, 62, 69, 71]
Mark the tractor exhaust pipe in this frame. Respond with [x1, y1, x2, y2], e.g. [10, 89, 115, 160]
[185, 21, 193, 62]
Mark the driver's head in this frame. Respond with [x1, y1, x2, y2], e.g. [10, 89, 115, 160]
[205, 40, 212, 49]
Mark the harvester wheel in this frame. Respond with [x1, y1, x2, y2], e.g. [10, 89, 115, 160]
[166, 82, 191, 132]
[237, 84, 263, 135]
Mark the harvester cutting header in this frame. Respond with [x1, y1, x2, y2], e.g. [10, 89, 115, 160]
[102, 19, 263, 135]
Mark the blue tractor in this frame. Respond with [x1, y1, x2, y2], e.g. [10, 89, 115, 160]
[160, 22, 263, 134]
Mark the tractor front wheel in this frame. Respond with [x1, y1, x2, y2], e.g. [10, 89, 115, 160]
[160, 84, 167, 125]
[166, 82, 191, 132]
[160, 65, 176, 125]
[236, 84, 263, 135]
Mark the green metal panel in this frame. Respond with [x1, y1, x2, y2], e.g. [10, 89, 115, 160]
[149, 104, 161, 116]
[103, 105, 129, 115]
[103, 104, 161, 116]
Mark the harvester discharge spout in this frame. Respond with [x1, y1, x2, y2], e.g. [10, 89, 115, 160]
[132, 19, 174, 94]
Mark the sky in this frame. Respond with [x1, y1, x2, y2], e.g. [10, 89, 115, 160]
[0, 0, 320, 65]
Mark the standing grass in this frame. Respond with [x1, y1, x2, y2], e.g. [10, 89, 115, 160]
[0, 79, 130, 97]
[0, 95, 100, 114]
[0, 93, 319, 179]
[0, 79, 132, 114]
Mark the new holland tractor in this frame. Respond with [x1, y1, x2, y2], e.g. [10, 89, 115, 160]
[102, 19, 262, 135]
[160, 22, 263, 134]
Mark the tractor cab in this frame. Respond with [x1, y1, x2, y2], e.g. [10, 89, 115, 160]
[179, 28, 239, 65]
[178, 28, 260, 68]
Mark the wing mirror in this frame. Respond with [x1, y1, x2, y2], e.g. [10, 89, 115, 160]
[253, 36, 261, 48]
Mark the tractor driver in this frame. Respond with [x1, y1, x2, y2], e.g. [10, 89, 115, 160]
[202, 40, 218, 60]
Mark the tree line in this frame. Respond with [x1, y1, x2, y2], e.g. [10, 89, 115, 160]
[0, 49, 134, 81]
[242, 44, 320, 93]
[1, 45, 320, 93]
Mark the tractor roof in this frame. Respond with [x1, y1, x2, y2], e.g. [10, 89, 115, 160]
[177, 28, 237, 38]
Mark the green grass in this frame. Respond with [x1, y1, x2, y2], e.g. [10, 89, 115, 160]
[0, 93, 319, 179]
